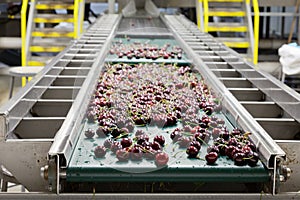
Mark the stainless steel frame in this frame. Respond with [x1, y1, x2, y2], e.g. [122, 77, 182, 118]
[162, 14, 300, 194]
[0, 11, 299, 197]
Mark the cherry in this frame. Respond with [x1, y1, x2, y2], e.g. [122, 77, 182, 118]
[190, 140, 201, 150]
[212, 128, 221, 139]
[121, 138, 132, 148]
[86, 111, 95, 123]
[178, 137, 191, 148]
[84, 128, 95, 139]
[233, 152, 246, 166]
[116, 149, 130, 162]
[154, 135, 165, 146]
[110, 141, 122, 153]
[217, 144, 228, 156]
[96, 127, 108, 138]
[125, 122, 134, 132]
[136, 135, 149, 145]
[199, 122, 208, 129]
[209, 121, 218, 128]
[170, 130, 183, 142]
[225, 145, 237, 159]
[231, 128, 241, 136]
[131, 147, 143, 160]
[143, 148, 156, 160]
[94, 146, 106, 158]
[183, 125, 192, 132]
[219, 131, 230, 140]
[204, 106, 214, 115]
[247, 152, 259, 167]
[151, 141, 161, 151]
[205, 152, 218, 165]
[228, 137, 238, 146]
[210, 116, 218, 122]
[103, 138, 113, 149]
[194, 132, 205, 144]
[155, 152, 169, 167]
[111, 128, 121, 138]
[207, 145, 220, 154]
[186, 146, 199, 158]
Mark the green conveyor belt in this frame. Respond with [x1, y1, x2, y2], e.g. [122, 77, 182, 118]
[66, 37, 269, 183]
[67, 113, 269, 183]
[105, 38, 190, 64]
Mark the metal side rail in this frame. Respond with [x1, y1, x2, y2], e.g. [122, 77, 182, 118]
[162, 14, 300, 194]
[0, 14, 120, 192]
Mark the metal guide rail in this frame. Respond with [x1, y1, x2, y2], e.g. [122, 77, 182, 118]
[0, 13, 298, 197]
[56, 16, 283, 194]
[163, 14, 300, 193]
[0, 14, 120, 192]
[64, 39, 268, 190]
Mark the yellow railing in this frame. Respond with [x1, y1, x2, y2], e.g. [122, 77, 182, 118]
[74, 0, 85, 39]
[252, 0, 260, 64]
[21, 0, 85, 69]
[21, 0, 29, 67]
[197, 0, 260, 64]
[203, 0, 209, 32]
[21, 0, 30, 86]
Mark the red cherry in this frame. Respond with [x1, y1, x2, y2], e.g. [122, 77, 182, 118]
[94, 146, 106, 158]
[155, 152, 169, 167]
[205, 152, 218, 165]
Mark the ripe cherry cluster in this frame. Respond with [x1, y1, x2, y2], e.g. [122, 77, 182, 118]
[109, 41, 183, 60]
[84, 63, 258, 167]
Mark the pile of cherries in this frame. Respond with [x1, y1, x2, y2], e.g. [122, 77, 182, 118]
[84, 62, 259, 167]
[170, 116, 259, 167]
[109, 40, 183, 60]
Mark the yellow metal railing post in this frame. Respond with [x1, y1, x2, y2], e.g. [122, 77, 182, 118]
[203, 0, 209, 32]
[74, 0, 85, 39]
[252, 0, 260, 64]
[21, 0, 29, 67]
[74, 0, 79, 39]
[21, 0, 30, 86]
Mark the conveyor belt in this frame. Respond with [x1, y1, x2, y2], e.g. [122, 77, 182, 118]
[67, 114, 268, 183]
[1, 13, 298, 194]
[65, 17, 269, 188]
[164, 15, 300, 142]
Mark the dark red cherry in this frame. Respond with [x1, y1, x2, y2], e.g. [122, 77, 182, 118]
[154, 135, 165, 146]
[186, 146, 199, 158]
[190, 140, 201, 150]
[85, 128, 95, 139]
[207, 145, 219, 154]
[151, 141, 161, 150]
[94, 146, 106, 158]
[205, 152, 218, 165]
[247, 152, 259, 167]
[233, 152, 246, 166]
[121, 138, 132, 148]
